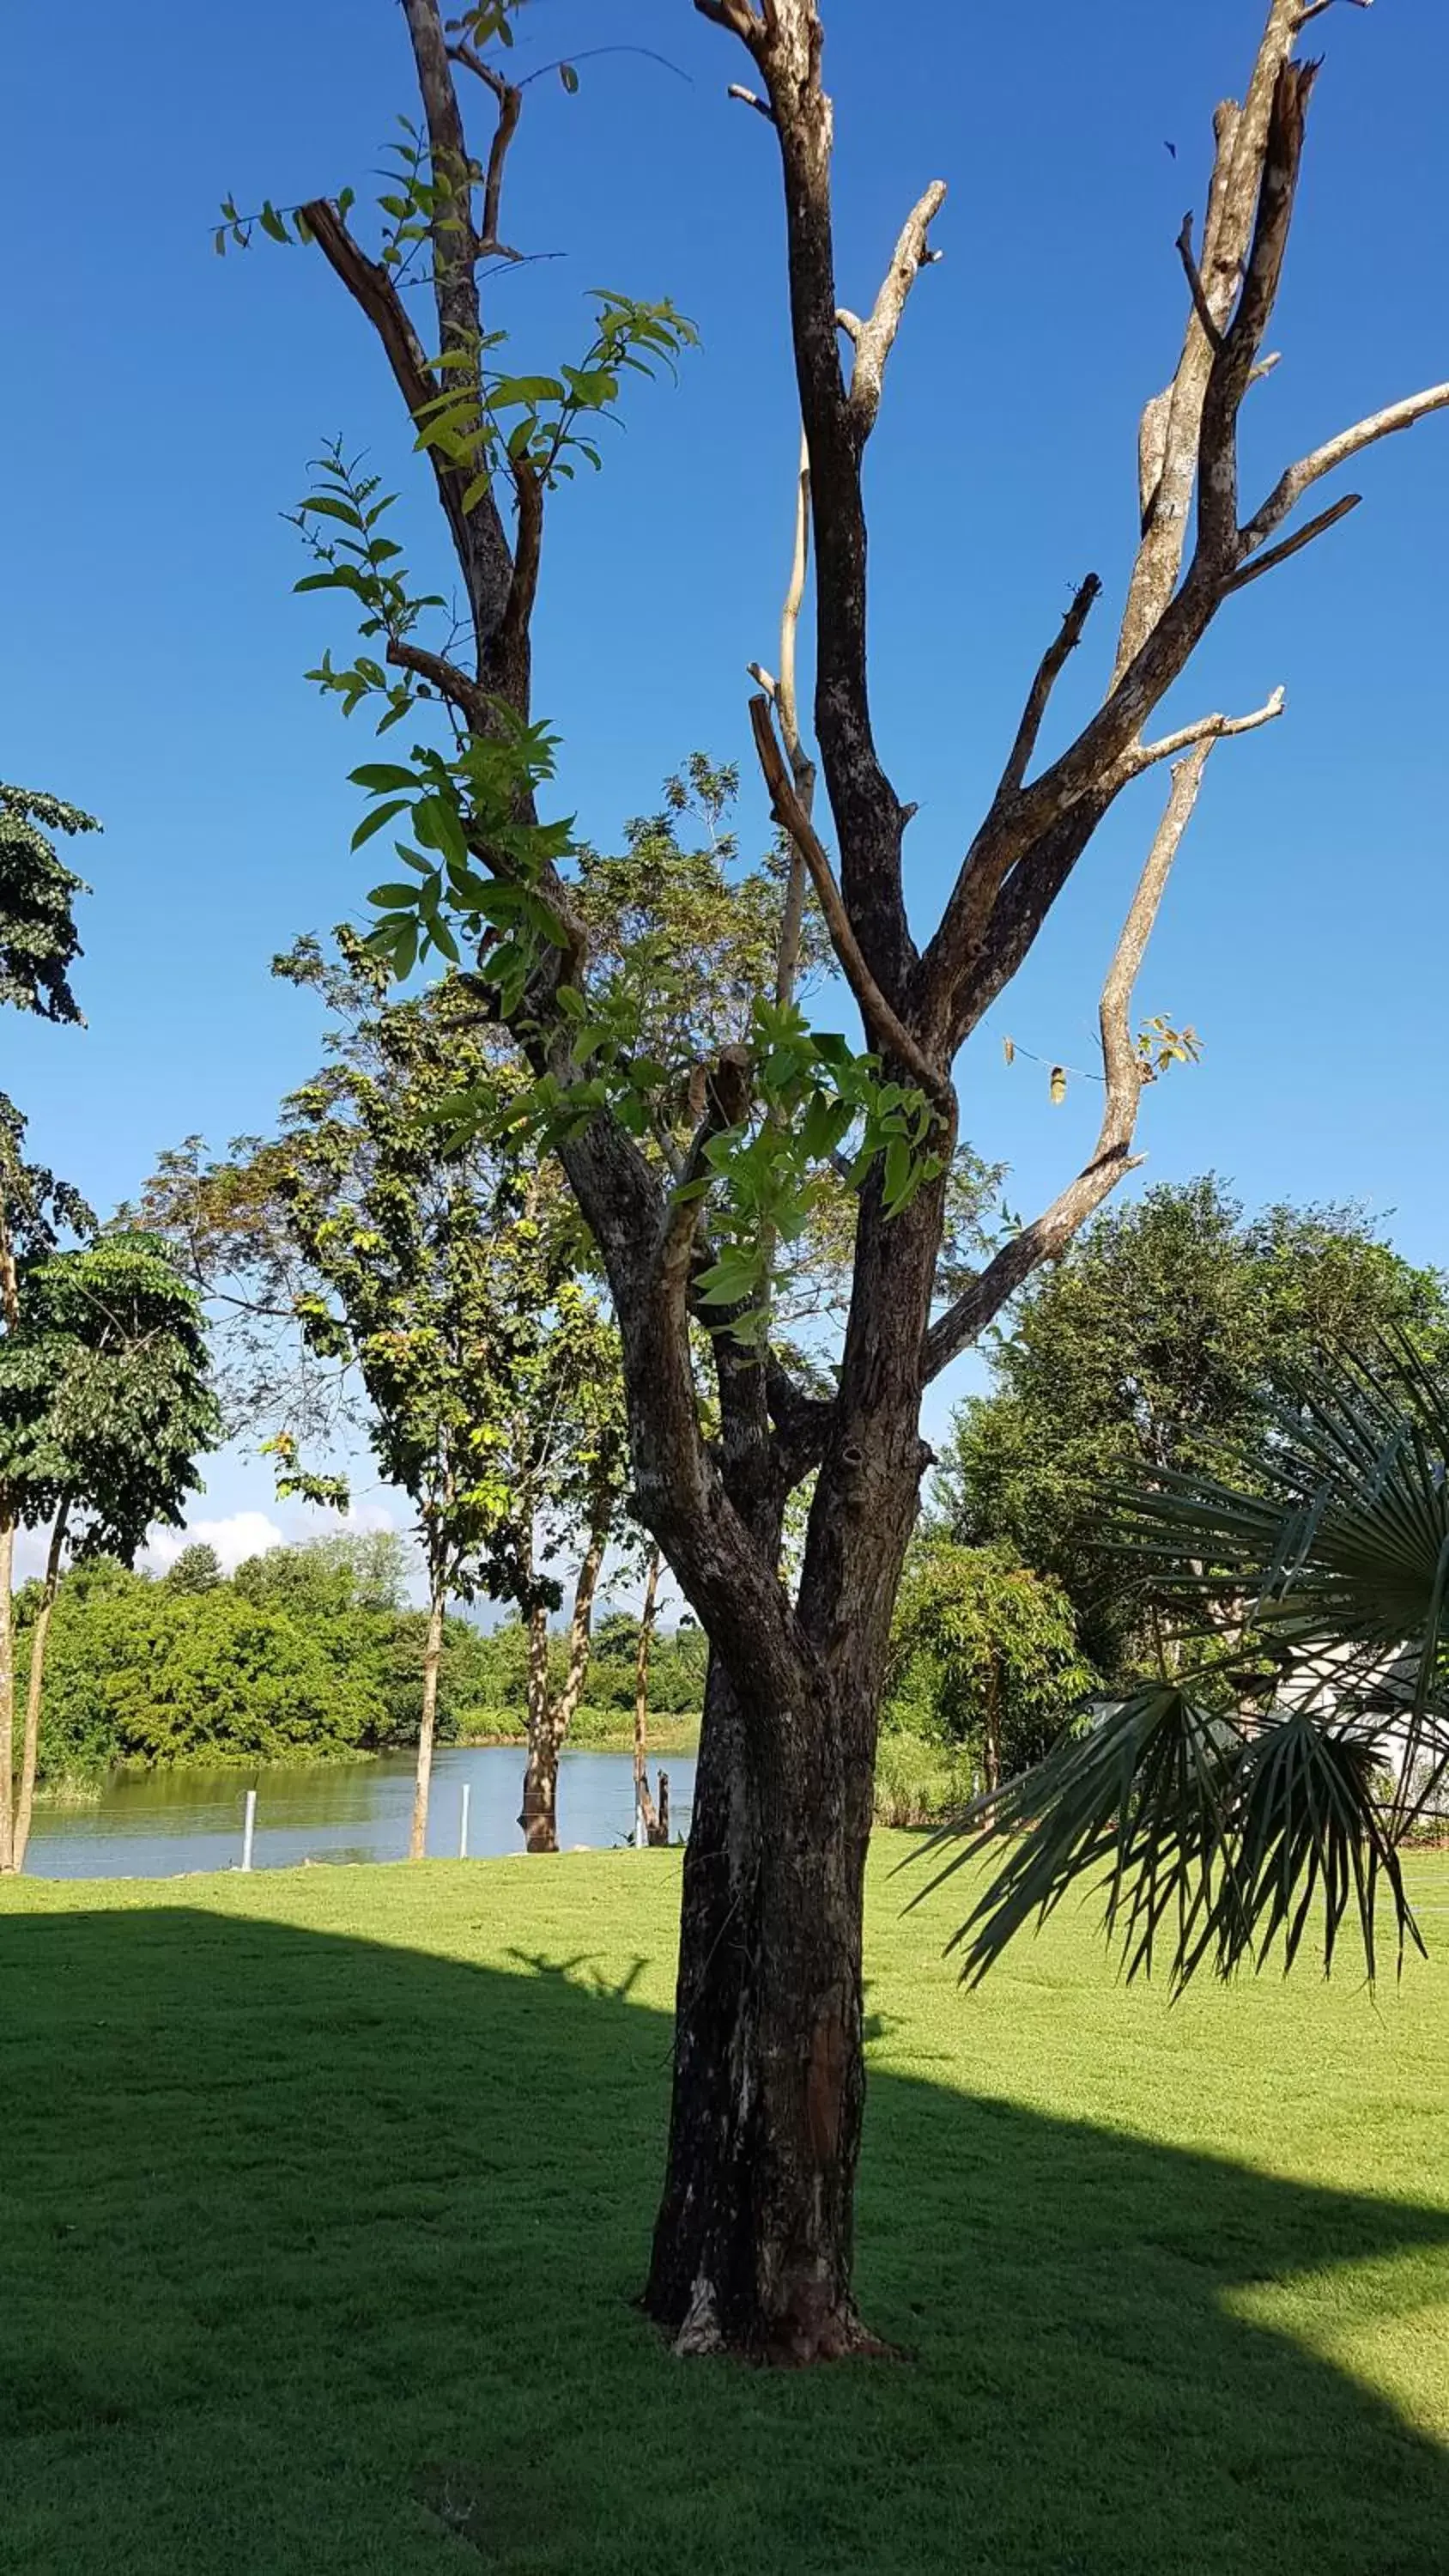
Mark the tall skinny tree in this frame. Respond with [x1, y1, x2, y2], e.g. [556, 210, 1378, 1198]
[0, 1234, 218, 1871]
[239, 0, 1449, 2355]
[0, 780, 97, 1871]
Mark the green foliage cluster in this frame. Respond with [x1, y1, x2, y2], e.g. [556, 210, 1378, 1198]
[0, 781, 97, 1027]
[937, 1179, 1449, 1677]
[18, 1534, 703, 1788]
[0, 1236, 220, 1558]
[880, 1540, 1093, 1820]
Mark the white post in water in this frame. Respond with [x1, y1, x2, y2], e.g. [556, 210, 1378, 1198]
[459, 1780, 471, 1861]
[241, 1787, 257, 1874]
[634, 1797, 646, 1850]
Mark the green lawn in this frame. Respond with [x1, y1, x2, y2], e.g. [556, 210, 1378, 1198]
[3, 1841, 1448, 2575]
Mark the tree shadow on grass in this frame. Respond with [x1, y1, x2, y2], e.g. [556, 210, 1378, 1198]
[1, 1904, 1446, 2576]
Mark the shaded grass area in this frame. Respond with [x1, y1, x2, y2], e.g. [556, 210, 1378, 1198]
[2, 1844, 1448, 2573]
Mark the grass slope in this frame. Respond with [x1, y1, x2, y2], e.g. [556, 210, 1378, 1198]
[3, 1841, 1448, 2575]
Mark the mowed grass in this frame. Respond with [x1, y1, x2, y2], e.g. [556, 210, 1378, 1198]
[3, 1842, 1449, 2575]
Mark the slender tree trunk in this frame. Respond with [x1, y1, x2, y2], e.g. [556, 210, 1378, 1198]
[634, 1544, 662, 1844]
[521, 1510, 609, 1855]
[0, 1514, 15, 1874]
[643, 1645, 881, 2360]
[12, 1497, 70, 1874]
[520, 1601, 558, 1854]
[408, 1581, 446, 1862]
[983, 1649, 1002, 1797]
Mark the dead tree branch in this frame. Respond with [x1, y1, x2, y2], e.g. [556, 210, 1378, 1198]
[748, 696, 949, 1103]
[923, 745, 1214, 1380]
[1117, 684, 1285, 780]
[765, 428, 817, 1007]
[1175, 211, 1223, 352]
[995, 575, 1104, 802]
[1228, 492, 1362, 589]
[1241, 382, 1449, 557]
[846, 182, 947, 439]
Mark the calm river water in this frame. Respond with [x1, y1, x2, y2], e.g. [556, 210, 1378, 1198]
[22, 1745, 697, 1881]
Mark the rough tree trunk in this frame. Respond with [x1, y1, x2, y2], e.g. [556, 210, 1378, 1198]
[11, 1498, 70, 1875]
[642, 1176, 943, 2360]
[633, 1544, 663, 1844]
[408, 1583, 446, 1862]
[643, 1647, 880, 2360]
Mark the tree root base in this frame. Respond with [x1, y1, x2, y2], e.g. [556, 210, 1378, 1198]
[648, 2275, 906, 2367]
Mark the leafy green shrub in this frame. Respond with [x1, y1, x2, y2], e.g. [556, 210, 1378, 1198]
[872, 1733, 976, 1828]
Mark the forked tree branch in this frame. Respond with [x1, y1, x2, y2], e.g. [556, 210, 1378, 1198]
[1117, 0, 1305, 676]
[922, 744, 1214, 1381]
[922, 48, 1322, 1044]
[748, 695, 950, 1104]
[652, 1047, 754, 1297]
[700, 0, 931, 1000]
[446, 39, 523, 252]
[1228, 492, 1361, 589]
[1115, 683, 1285, 781]
[1240, 381, 1449, 556]
[399, 0, 516, 659]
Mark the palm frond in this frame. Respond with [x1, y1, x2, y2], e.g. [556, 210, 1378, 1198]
[903, 1684, 1240, 1990]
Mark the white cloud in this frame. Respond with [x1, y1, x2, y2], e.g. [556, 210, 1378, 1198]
[144, 1510, 287, 1577]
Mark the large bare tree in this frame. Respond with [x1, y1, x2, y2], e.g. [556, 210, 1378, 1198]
[254, 0, 1447, 2357]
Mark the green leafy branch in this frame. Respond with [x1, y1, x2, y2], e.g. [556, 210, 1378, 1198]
[411, 293, 697, 509]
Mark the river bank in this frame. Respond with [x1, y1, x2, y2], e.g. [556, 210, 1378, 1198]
[22, 1743, 700, 1880]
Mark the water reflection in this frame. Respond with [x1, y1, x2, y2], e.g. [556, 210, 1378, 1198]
[23, 1745, 696, 1881]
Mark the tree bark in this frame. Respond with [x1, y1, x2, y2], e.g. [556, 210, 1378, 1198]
[408, 1581, 446, 1862]
[642, 1645, 881, 2360]
[642, 1168, 942, 2360]
[12, 1498, 70, 1874]
[634, 1544, 662, 1844]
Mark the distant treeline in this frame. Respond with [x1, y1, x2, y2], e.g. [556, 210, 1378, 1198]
[17, 1533, 706, 1785]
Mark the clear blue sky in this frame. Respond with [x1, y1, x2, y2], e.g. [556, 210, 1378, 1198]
[4, 0, 1447, 1555]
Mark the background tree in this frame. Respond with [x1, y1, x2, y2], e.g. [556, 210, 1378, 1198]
[937, 1181, 1449, 1675]
[888, 1543, 1094, 1795]
[262, 935, 556, 1860]
[0, 1233, 219, 1869]
[163, 1540, 224, 1595]
[0, 780, 97, 1868]
[243, 0, 1449, 2355]
[944, 1340, 1449, 1991]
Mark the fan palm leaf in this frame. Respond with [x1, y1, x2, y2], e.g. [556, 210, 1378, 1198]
[913, 1337, 1448, 1986]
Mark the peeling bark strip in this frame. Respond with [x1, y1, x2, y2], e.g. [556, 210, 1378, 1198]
[302, 0, 1449, 2355]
